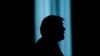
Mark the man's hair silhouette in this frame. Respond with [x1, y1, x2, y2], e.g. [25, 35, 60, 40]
[34, 15, 65, 56]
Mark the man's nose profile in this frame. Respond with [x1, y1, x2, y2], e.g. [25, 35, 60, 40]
[34, 15, 65, 56]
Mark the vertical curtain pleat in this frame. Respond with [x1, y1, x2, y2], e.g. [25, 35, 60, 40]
[59, 0, 72, 56]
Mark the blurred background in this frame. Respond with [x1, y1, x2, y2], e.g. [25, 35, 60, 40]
[2, 0, 98, 56]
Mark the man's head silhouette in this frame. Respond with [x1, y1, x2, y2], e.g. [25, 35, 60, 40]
[40, 15, 65, 42]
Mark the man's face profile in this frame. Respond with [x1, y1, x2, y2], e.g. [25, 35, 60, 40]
[40, 15, 65, 42]
[54, 20, 65, 41]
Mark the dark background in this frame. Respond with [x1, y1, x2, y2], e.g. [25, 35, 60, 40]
[1, 0, 99, 56]
[71, 0, 99, 56]
[2, 0, 34, 56]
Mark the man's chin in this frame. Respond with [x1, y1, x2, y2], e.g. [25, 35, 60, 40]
[58, 35, 64, 41]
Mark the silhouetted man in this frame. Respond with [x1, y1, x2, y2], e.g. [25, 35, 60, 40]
[34, 15, 65, 56]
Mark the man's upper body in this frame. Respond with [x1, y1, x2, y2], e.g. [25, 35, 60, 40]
[34, 37, 63, 56]
[34, 15, 65, 56]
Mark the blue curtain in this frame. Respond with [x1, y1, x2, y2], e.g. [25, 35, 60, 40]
[34, 0, 72, 56]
